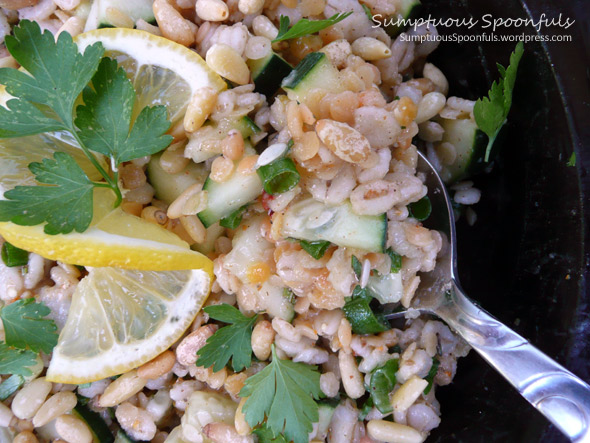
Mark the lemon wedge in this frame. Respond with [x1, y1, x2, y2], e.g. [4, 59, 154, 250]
[46, 267, 211, 383]
[0, 28, 226, 271]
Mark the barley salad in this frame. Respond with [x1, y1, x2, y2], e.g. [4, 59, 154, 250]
[0, 0, 520, 442]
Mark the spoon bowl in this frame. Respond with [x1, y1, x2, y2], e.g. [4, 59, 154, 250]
[385, 151, 590, 442]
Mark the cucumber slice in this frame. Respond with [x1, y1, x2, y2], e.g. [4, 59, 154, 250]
[282, 198, 387, 253]
[114, 430, 135, 443]
[248, 52, 293, 98]
[384, 0, 422, 36]
[197, 168, 263, 228]
[260, 283, 295, 322]
[185, 116, 261, 163]
[367, 272, 403, 304]
[316, 402, 337, 440]
[281, 52, 344, 107]
[73, 401, 115, 443]
[440, 118, 488, 183]
[191, 222, 225, 255]
[146, 153, 208, 205]
[84, 0, 156, 31]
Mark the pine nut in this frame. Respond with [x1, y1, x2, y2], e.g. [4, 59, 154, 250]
[32, 391, 77, 427]
[221, 130, 245, 161]
[160, 141, 189, 174]
[98, 371, 147, 408]
[180, 215, 206, 243]
[236, 155, 259, 174]
[137, 350, 176, 380]
[223, 372, 247, 398]
[423, 62, 449, 95]
[0, 401, 13, 427]
[251, 320, 275, 361]
[167, 183, 204, 219]
[176, 324, 218, 366]
[55, 414, 93, 443]
[11, 377, 52, 419]
[195, 0, 229, 21]
[367, 420, 424, 443]
[234, 397, 251, 435]
[184, 87, 218, 133]
[13, 431, 38, 443]
[153, 0, 195, 47]
[105, 6, 134, 28]
[238, 0, 264, 15]
[315, 119, 371, 163]
[206, 44, 250, 85]
[415, 92, 446, 124]
[391, 375, 428, 413]
[252, 15, 278, 40]
[351, 37, 392, 61]
[244, 36, 271, 60]
[338, 350, 364, 399]
[141, 206, 168, 226]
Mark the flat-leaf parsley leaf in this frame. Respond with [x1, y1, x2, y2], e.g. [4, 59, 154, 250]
[239, 345, 323, 443]
[0, 298, 58, 354]
[474, 42, 524, 161]
[0, 20, 173, 234]
[273, 12, 352, 43]
[196, 304, 258, 372]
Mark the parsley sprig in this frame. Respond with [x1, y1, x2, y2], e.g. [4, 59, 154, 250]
[196, 304, 258, 372]
[0, 21, 173, 234]
[272, 12, 352, 43]
[0, 298, 58, 376]
[474, 41, 524, 161]
[239, 345, 323, 443]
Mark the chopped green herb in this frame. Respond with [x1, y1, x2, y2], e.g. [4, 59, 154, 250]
[299, 239, 331, 259]
[359, 396, 374, 420]
[0, 21, 172, 235]
[361, 4, 373, 21]
[351, 255, 363, 278]
[343, 286, 389, 334]
[273, 12, 353, 43]
[197, 304, 258, 372]
[1, 242, 28, 267]
[390, 344, 402, 354]
[386, 248, 402, 273]
[0, 374, 24, 400]
[567, 152, 576, 167]
[407, 196, 432, 221]
[220, 205, 248, 229]
[423, 357, 440, 394]
[240, 346, 323, 443]
[0, 298, 58, 353]
[254, 423, 288, 443]
[369, 358, 399, 413]
[283, 287, 296, 305]
[0, 344, 37, 376]
[474, 42, 524, 161]
[257, 157, 300, 195]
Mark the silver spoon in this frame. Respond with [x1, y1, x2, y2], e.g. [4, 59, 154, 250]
[386, 151, 590, 442]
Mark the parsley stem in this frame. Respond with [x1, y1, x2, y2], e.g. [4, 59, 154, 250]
[68, 126, 123, 206]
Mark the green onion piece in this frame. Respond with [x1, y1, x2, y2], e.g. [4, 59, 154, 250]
[220, 205, 248, 229]
[299, 239, 331, 259]
[369, 359, 399, 414]
[386, 248, 402, 273]
[283, 288, 296, 305]
[343, 286, 389, 334]
[74, 398, 115, 443]
[1, 242, 28, 267]
[359, 396, 374, 420]
[0, 374, 24, 401]
[408, 196, 432, 221]
[351, 255, 362, 278]
[287, 139, 294, 150]
[257, 157, 300, 195]
[423, 357, 440, 394]
[78, 382, 92, 389]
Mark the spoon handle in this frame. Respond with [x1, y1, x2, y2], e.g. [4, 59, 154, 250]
[438, 280, 590, 442]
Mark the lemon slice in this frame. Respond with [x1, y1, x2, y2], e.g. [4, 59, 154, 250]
[75, 28, 226, 123]
[0, 28, 226, 271]
[46, 267, 211, 383]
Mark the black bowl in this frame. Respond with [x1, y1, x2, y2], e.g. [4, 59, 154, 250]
[417, 0, 590, 441]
